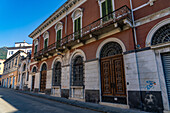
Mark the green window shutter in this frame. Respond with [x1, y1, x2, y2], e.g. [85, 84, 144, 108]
[102, 1, 106, 17]
[44, 39, 48, 48]
[35, 45, 37, 53]
[78, 17, 81, 31]
[57, 29, 61, 41]
[74, 19, 77, 32]
[107, 0, 113, 14]
[74, 17, 81, 39]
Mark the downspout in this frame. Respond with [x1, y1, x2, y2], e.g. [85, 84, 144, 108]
[129, 0, 143, 109]
[129, 0, 156, 110]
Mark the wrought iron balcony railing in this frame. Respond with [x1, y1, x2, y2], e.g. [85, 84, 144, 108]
[34, 5, 132, 59]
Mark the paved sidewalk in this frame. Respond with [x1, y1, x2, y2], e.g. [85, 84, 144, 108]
[14, 89, 148, 113]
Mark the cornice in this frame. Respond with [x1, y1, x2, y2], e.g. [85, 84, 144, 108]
[29, 0, 83, 39]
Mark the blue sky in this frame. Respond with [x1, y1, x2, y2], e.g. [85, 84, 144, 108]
[0, 0, 67, 47]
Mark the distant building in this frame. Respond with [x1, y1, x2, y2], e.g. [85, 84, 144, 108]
[7, 41, 32, 59]
[17, 53, 31, 90]
[1, 50, 27, 89]
[0, 59, 5, 85]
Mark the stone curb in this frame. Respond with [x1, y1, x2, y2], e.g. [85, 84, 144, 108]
[15, 90, 148, 113]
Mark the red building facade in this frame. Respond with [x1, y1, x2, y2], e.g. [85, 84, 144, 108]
[28, 0, 170, 112]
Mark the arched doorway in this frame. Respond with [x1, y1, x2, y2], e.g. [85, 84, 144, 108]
[40, 63, 47, 92]
[100, 42, 126, 104]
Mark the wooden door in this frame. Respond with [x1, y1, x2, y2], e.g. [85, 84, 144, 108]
[32, 76, 35, 91]
[101, 55, 126, 97]
[40, 70, 47, 92]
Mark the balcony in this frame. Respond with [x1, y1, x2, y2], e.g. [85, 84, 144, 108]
[34, 5, 132, 60]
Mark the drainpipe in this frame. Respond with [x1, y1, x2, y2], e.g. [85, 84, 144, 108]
[129, 0, 156, 110]
[129, 0, 138, 48]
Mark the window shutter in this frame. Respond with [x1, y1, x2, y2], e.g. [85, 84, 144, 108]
[45, 39, 48, 48]
[74, 19, 77, 32]
[58, 29, 61, 40]
[107, 0, 113, 14]
[57, 30, 61, 41]
[102, 1, 106, 17]
[35, 45, 37, 53]
[78, 17, 81, 30]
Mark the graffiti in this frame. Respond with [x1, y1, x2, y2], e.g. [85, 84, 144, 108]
[143, 93, 158, 111]
[143, 81, 156, 90]
[144, 94, 156, 105]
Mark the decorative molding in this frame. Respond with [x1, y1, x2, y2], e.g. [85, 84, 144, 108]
[145, 18, 170, 47]
[39, 61, 48, 71]
[30, 0, 87, 40]
[135, 7, 170, 27]
[69, 49, 86, 64]
[51, 56, 62, 69]
[96, 38, 126, 58]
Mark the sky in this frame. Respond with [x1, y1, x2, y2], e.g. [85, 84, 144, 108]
[0, 0, 67, 47]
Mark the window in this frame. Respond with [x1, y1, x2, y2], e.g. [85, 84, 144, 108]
[32, 67, 37, 73]
[151, 23, 170, 45]
[18, 74, 20, 82]
[99, 0, 114, 21]
[6, 63, 8, 70]
[0, 67, 1, 70]
[43, 31, 49, 49]
[72, 8, 83, 40]
[23, 64, 26, 71]
[0, 63, 1, 65]
[11, 51, 14, 55]
[55, 22, 63, 44]
[72, 56, 84, 86]
[9, 61, 11, 69]
[15, 57, 18, 65]
[34, 39, 38, 54]
[52, 61, 61, 86]
[12, 59, 14, 67]
[44, 38, 48, 48]
[74, 17, 81, 39]
[57, 29, 61, 41]
[27, 72, 29, 81]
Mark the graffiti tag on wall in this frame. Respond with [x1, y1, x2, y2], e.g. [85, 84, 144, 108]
[143, 81, 156, 90]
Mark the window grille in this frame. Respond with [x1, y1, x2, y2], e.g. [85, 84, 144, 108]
[100, 42, 123, 58]
[151, 23, 170, 45]
[71, 56, 84, 86]
[52, 61, 61, 86]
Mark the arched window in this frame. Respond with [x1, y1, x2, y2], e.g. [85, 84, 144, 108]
[72, 56, 84, 86]
[52, 61, 61, 86]
[34, 39, 38, 54]
[55, 22, 63, 43]
[43, 31, 49, 49]
[23, 64, 26, 71]
[100, 42, 122, 58]
[41, 63, 47, 71]
[32, 67, 37, 73]
[151, 23, 170, 46]
[71, 8, 83, 39]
